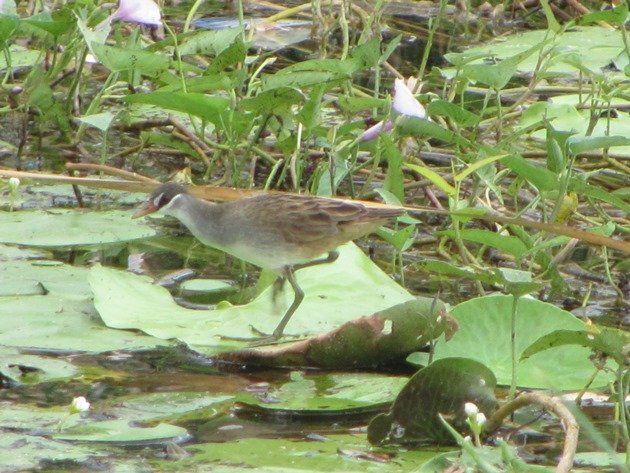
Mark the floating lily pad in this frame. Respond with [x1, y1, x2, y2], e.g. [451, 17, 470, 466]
[519, 100, 630, 157]
[521, 326, 630, 366]
[446, 27, 625, 77]
[89, 243, 414, 355]
[104, 392, 234, 423]
[573, 451, 626, 468]
[237, 372, 408, 414]
[0, 295, 168, 352]
[408, 295, 612, 390]
[0, 209, 156, 247]
[0, 243, 47, 261]
[54, 419, 189, 445]
[0, 347, 78, 385]
[0, 260, 92, 298]
[167, 434, 444, 472]
[0, 432, 102, 473]
[0, 400, 67, 431]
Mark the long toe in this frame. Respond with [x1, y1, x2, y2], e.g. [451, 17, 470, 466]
[219, 326, 291, 346]
[247, 334, 281, 347]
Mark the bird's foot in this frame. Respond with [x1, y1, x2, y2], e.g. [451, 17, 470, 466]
[219, 325, 294, 346]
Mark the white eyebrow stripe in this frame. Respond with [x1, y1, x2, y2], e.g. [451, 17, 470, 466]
[153, 192, 164, 207]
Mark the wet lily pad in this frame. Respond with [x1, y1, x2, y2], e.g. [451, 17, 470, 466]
[521, 326, 630, 366]
[167, 434, 444, 472]
[0, 401, 66, 430]
[573, 451, 626, 468]
[0, 260, 92, 298]
[54, 419, 189, 445]
[89, 243, 414, 355]
[104, 392, 234, 423]
[0, 209, 156, 247]
[519, 100, 630, 158]
[0, 295, 168, 352]
[0, 347, 78, 385]
[237, 372, 408, 414]
[0, 243, 47, 261]
[0, 432, 102, 473]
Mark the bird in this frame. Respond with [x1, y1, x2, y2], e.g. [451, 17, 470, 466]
[133, 182, 403, 344]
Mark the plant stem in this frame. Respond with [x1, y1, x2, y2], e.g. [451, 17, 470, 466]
[508, 294, 519, 402]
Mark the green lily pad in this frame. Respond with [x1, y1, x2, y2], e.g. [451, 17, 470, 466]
[89, 243, 414, 354]
[518, 100, 630, 158]
[408, 295, 612, 390]
[0, 260, 92, 298]
[237, 372, 408, 413]
[0, 294, 168, 352]
[0, 432, 102, 473]
[0, 347, 78, 384]
[0, 243, 47, 261]
[105, 392, 234, 423]
[368, 358, 497, 445]
[0, 209, 156, 247]
[446, 27, 625, 77]
[54, 419, 189, 445]
[573, 451, 626, 468]
[169, 435, 444, 472]
[0, 400, 67, 430]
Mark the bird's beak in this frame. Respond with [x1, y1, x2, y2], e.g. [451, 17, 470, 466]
[132, 200, 158, 219]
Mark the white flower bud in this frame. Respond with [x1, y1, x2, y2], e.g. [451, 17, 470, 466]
[8, 177, 20, 192]
[475, 412, 487, 426]
[464, 402, 479, 417]
[70, 396, 90, 414]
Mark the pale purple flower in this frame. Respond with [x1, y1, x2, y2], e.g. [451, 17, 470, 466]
[111, 0, 161, 27]
[360, 119, 394, 142]
[393, 78, 427, 119]
[1, 0, 17, 15]
[360, 77, 428, 141]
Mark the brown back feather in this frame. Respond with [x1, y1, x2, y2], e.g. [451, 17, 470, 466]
[240, 194, 402, 245]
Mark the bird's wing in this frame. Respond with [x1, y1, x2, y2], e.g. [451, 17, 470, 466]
[249, 194, 367, 244]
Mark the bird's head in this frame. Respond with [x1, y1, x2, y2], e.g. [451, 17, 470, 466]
[132, 182, 188, 218]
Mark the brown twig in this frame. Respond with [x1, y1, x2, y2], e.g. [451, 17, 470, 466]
[485, 392, 579, 473]
[120, 119, 172, 131]
[65, 163, 159, 183]
[171, 130, 211, 166]
[168, 115, 212, 166]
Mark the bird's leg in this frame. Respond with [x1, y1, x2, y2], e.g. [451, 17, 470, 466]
[269, 266, 304, 340]
[292, 250, 339, 272]
[241, 267, 305, 346]
[221, 251, 339, 346]
[270, 251, 337, 305]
